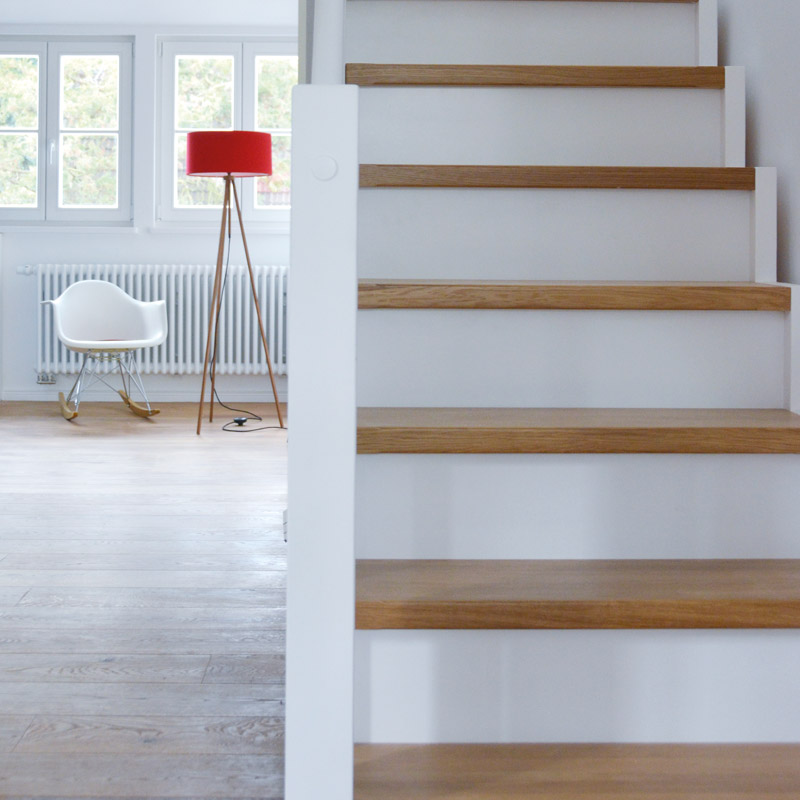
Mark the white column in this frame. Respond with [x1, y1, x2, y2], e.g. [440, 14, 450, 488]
[286, 84, 359, 800]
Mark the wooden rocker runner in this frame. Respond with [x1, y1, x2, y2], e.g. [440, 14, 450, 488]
[44, 280, 168, 420]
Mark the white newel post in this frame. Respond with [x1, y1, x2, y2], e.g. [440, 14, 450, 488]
[285, 84, 359, 800]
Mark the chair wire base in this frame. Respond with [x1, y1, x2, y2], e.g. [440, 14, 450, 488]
[64, 351, 155, 416]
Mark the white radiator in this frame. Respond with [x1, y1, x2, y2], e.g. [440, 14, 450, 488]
[34, 263, 288, 376]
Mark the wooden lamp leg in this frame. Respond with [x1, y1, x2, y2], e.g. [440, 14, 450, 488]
[231, 180, 285, 428]
[197, 176, 232, 435]
[208, 179, 235, 424]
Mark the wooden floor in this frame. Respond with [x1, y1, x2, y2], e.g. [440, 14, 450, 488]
[0, 401, 287, 799]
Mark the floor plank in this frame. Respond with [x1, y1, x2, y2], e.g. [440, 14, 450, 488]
[0, 683, 284, 717]
[0, 753, 283, 798]
[0, 539, 287, 555]
[0, 570, 285, 588]
[0, 655, 210, 683]
[0, 607, 285, 629]
[0, 628, 285, 655]
[17, 587, 285, 608]
[0, 402, 287, 798]
[0, 587, 28, 605]
[15, 715, 283, 755]
[0, 716, 33, 754]
[0, 553, 286, 570]
[204, 655, 285, 684]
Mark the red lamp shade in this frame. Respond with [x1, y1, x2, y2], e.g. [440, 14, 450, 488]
[185, 131, 272, 177]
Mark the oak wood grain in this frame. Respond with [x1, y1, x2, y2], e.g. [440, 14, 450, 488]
[0, 538, 286, 555]
[359, 165, 757, 190]
[357, 407, 800, 454]
[357, 0, 698, 3]
[0, 655, 210, 683]
[15, 715, 283, 755]
[0, 683, 284, 717]
[358, 280, 791, 311]
[347, 64, 724, 88]
[16, 587, 285, 608]
[204, 655, 285, 684]
[0, 606, 285, 630]
[356, 559, 800, 629]
[0, 628, 285, 656]
[0, 588, 28, 606]
[0, 569, 285, 589]
[0, 717, 33, 754]
[355, 744, 800, 799]
[0, 753, 283, 798]
[0, 402, 287, 797]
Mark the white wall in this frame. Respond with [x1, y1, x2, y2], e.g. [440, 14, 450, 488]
[0, 0, 296, 402]
[719, 0, 800, 284]
[1, 0, 297, 28]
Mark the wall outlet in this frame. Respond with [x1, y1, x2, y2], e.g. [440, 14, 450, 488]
[36, 372, 56, 385]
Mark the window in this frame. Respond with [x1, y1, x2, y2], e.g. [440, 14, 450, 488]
[0, 39, 132, 222]
[159, 40, 297, 224]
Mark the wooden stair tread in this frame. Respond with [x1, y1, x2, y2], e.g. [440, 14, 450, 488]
[356, 407, 800, 454]
[355, 0, 699, 3]
[347, 64, 725, 88]
[355, 744, 800, 799]
[358, 280, 791, 311]
[356, 559, 800, 629]
[360, 165, 756, 190]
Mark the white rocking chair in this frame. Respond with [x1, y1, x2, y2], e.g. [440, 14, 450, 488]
[43, 280, 168, 420]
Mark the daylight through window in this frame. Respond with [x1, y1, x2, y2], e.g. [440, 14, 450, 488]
[160, 40, 297, 223]
[0, 40, 132, 222]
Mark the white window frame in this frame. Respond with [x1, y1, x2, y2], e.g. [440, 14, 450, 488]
[0, 38, 133, 223]
[158, 37, 296, 227]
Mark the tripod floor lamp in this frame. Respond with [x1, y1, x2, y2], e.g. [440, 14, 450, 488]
[186, 130, 285, 434]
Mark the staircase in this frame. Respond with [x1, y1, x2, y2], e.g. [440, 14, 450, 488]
[288, 0, 800, 796]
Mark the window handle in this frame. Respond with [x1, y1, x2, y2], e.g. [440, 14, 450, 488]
[49, 140, 56, 166]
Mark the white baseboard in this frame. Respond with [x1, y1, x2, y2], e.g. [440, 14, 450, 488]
[1, 374, 287, 403]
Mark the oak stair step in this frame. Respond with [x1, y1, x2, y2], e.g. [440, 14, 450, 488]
[356, 559, 800, 629]
[357, 408, 800, 454]
[354, 744, 800, 799]
[347, 64, 725, 88]
[360, 165, 756, 190]
[358, 281, 791, 311]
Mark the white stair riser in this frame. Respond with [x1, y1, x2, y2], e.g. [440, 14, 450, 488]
[355, 455, 800, 559]
[358, 310, 785, 409]
[359, 87, 727, 168]
[355, 630, 800, 742]
[346, 1, 701, 67]
[358, 189, 755, 282]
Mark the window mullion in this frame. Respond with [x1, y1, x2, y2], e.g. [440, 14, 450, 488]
[240, 43, 255, 220]
[44, 42, 60, 220]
